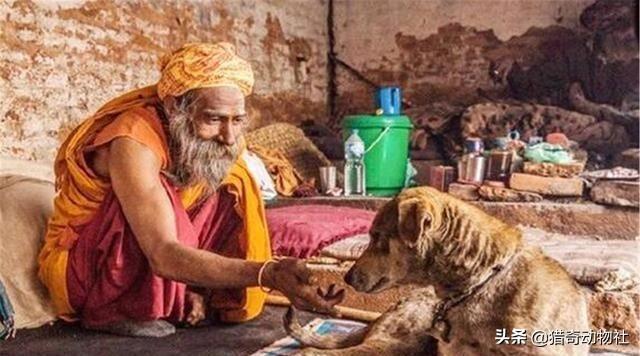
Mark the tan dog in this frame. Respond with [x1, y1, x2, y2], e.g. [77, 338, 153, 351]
[285, 187, 590, 355]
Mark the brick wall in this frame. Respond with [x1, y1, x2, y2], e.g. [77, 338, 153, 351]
[0, 0, 329, 162]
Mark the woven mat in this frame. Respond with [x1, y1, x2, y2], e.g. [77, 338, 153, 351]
[245, 123, 333, 183]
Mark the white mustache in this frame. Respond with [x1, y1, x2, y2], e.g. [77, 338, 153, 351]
[167, 110, 240, 192]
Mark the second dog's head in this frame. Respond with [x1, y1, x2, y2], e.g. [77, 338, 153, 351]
[344, 187, 444, 293]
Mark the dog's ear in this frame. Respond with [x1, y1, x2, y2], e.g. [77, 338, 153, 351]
[398, 197, 432, 246]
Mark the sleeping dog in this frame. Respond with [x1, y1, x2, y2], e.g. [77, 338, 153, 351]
[285, 187, 590, 355]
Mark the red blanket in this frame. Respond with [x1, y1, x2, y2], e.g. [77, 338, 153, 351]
[267, 205, 376, 258]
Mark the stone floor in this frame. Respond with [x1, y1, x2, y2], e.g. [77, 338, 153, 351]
[4, 304, 635, 355]
[1, 306, 316, 356]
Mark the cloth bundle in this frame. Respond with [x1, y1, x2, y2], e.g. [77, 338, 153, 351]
[0, 280, 15, 339]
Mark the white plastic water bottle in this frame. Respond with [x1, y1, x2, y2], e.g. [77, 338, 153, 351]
[344, 129, 366, 196]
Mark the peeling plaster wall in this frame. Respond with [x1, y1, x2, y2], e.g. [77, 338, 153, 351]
[332, 0, 595, 117]
[1, 0, 328, 162]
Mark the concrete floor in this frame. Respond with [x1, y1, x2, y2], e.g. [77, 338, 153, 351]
[0, 306, 316, 356]
[2, 305, 633, 356]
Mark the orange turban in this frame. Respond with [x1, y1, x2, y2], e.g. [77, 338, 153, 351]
[157, 42, 254, 99]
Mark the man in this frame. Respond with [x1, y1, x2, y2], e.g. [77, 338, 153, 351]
[38, 42, 343, 337]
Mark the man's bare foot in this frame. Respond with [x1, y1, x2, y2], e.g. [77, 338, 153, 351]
[86, 319, 176, 337]
[185, 290, 207, 326]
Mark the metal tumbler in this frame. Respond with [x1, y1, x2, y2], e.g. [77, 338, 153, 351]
[319, 166, 337, 194]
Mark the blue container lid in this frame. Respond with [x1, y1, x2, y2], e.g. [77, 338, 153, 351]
[343, 115, 413, 129]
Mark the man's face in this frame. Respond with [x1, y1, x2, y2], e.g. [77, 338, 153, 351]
[164, 86, 247, 191]
[190, 86, 247, 145]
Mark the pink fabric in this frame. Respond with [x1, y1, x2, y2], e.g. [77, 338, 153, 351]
[267, 205, 376, 258]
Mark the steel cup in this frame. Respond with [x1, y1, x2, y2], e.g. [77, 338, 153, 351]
[319, 166, 337, 193]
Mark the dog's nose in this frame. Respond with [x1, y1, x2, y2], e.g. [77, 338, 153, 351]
[344, 268, 358, 286]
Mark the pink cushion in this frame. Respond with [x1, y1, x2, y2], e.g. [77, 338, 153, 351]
[267, 205, 376, 258]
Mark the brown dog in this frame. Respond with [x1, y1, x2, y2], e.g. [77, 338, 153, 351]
[285, 187, 590, 355]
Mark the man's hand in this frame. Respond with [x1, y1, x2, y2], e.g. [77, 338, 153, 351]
[262, 258, 345, 316]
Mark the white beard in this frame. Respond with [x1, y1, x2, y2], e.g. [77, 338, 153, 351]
[166, 109, 240, 193]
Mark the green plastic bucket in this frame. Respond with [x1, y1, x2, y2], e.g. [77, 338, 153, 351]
[343, 115, 413, 196]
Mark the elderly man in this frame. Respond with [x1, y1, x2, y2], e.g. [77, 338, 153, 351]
[38, 43, 343, 337]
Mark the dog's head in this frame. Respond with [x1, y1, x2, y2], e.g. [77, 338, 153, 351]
[344, 187, 444, 293]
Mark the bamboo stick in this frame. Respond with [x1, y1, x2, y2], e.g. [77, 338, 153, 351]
[266, 294, 381, 322]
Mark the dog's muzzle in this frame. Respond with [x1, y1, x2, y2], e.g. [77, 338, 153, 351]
[344, 268, 390, 293]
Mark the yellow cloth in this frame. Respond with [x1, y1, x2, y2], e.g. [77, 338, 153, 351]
[248, 144, 304, 197]
[39, 85, 271, 322]
[157, 42, 254, 99]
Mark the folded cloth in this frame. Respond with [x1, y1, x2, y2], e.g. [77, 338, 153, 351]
[243, 151, 278, 201]
[319, 228, 640, 289]
[249, 144, 304, 197]
[0, 280, 15, 339]
[530, 237, 639, 288]
[320, 234, 370, 261]
[267, 205, 375, 258]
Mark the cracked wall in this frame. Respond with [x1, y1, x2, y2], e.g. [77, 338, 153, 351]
[332, 0, 597, 119]
[1, 0, 328, 162]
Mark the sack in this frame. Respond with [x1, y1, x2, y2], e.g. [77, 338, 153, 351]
[242, 151, 278, 201]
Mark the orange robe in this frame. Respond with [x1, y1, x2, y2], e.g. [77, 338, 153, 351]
[38, 85, 271, 323]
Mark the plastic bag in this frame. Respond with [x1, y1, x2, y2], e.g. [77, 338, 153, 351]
[524, 143, 573, 164]
[0, 280, 15, 340]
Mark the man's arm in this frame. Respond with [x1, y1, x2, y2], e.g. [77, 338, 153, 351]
[108, 137, 343, 312]
[109, 137, 262, 288]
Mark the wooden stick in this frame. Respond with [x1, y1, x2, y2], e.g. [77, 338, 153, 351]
[266, 295, 381, 322]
